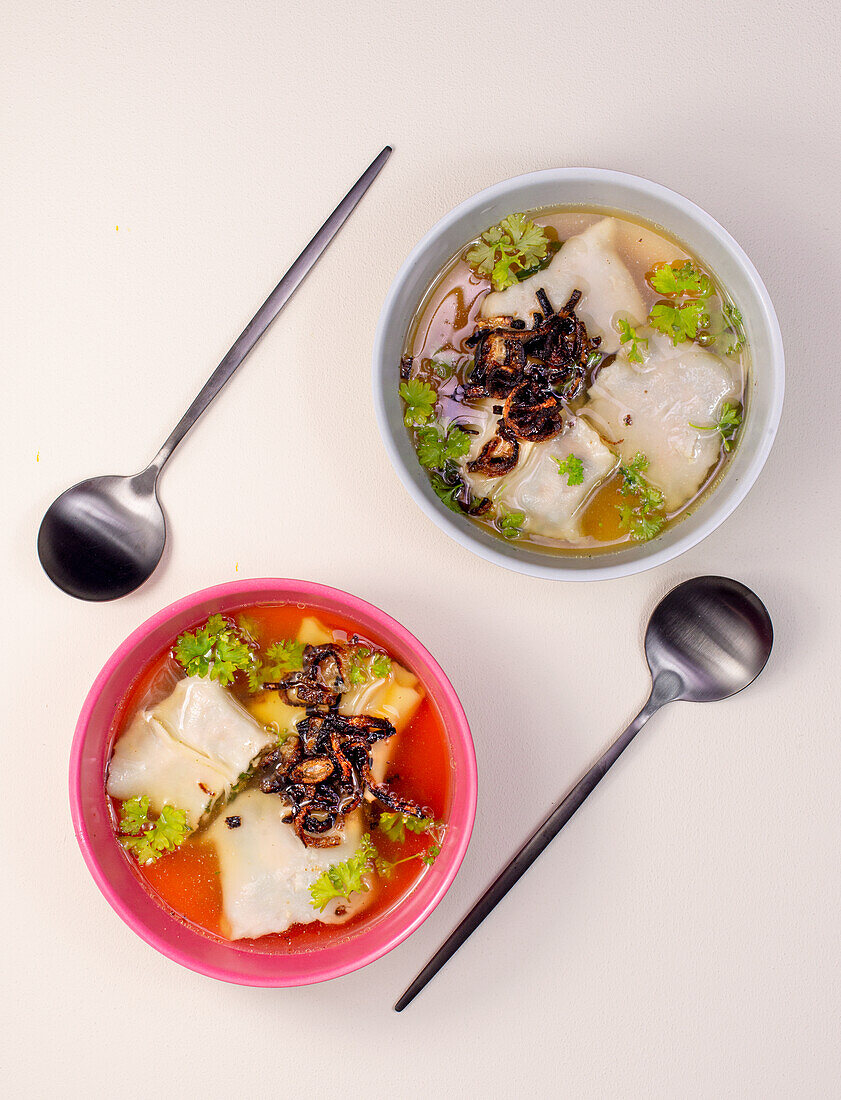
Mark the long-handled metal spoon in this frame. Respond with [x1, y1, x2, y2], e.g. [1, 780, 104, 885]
[395, 575, 773, 1011]
[37, 146, 392, 601]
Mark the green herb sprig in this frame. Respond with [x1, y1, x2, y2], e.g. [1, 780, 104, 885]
[690, 401, 743, 452]
[118, 797, 191, 865]
[415, 423, 471, 470]
[309, 835, 378, 911]
[466, 214, 551, 291]
[648, 261, 712, 299]
[648, 299, 708, 345]
[617, 319, 649, 364]
[309, 815, 445, 911]
[720, 303, 746, 356]
[553, 453, 585, 486]
[399, 378, 437, 427]
[346, 646, 392, 687]
[496, 509, 525, 540]
[174, 614, 255, 687]
[616, 453, 665, 542]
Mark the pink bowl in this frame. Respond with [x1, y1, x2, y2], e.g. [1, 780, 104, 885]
[70, 578, 477, 986]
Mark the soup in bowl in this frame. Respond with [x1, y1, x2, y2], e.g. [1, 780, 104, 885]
[70, 579, 477, 986]
[373, 169, 784, 580]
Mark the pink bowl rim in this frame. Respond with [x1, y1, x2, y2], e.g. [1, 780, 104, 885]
[69, 578, 477, 986]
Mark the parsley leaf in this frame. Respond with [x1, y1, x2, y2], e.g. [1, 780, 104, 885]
[236, 613, 261, 643]
[430, 474, 465, 514]
[210, 633, 252, 686]
[616, 452, 666, 542]
[374, 813, 444, 877]
[174, 614, 255, 686]
[466, 214, 551, 291]
[516, 239, 562, 280]
[118, 799, 190, 865]
[173, 626, 214, 678]
[371, 653, 392, 679]
[399, 378, 437, 426]
[720, 302, 746, 356]
[689, 401, 743, 452]
[378, 811, 434, 844]
[309, 834, 377, 910]
[263, 639, 306, 678]
[415, 423, 471, 470]
[309, 818, 447, 904]
[497, 509, 525, 540]
[648, 299, 708, 345]
[649, 261, 712, 299]
[347, 646, 392, 686]
[118, 795, 150, 836]
[617, 319, 649, 364]
[553, 453, 585, 486]
[629, 513, 665, 541]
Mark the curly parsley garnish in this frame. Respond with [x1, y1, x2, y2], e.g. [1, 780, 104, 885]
[263, 639, 305, 677]
[617, 319, 649, 363]
[515, 239, 561, 281]
[309, 816, 446, 910]
[690, 401, 743, 452]
[720, 302, 746, 356]
[496, 509, 525, 540]
[415, 423, 471, 469]
[399, 378, 437, 426]
[374, 813, 444, 877]
[648, 299, 708, 345]
[648, 261, 712, 299]
[346, 646, 392, 687]
[646, 261, 722, 348]
[466, 214, 551, 291]
[377, 811, 435, 843]
[118, 797, 191, 865]
[174, 614, 254, 686]
[309, 835, 378, 911]
[553, 453, 585, 486]
[616, 452, 665, 542]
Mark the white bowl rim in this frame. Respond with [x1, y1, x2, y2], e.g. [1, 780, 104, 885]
[372, 166, 785, 581]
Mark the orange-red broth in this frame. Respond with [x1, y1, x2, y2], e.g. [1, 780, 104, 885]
[107, 603, 452, 954]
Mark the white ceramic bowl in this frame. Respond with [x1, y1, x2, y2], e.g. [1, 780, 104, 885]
[372, 168, 784, 580]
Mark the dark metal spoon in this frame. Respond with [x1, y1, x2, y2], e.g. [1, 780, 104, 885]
[37, 145, 392, 601]
[395, 575, 773, 1011]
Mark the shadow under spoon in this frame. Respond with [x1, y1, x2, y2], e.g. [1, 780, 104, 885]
[395, 574, 774, 1011]
[37, 145, 392, 601]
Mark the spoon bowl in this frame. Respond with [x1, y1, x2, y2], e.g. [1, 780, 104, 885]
[38, 471, 165, 601]
[645, 575, 774, 703]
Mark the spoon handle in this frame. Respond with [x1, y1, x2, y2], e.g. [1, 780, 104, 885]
[147, 145, 392, 474]
[394, 675, 681, 1012]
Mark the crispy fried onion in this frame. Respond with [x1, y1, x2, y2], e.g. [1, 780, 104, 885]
[263, 643, 348, 708]
[464, 325, 527, 399]
[464, 289, 600, 406]
[502, 379, 564, 442]
[258, 712, 426, 848]
[466, 422, 520, 477]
